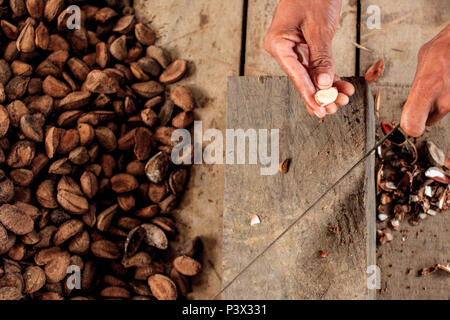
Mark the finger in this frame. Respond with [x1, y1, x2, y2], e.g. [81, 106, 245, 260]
[303, 31, 335, 90]
[325, 103, 338, 114]
[335, 93, 349, 107]
[271, 38, 326, 117]
[426, 94, 450, 126]
[400, 87, 434, 137]
[334, 80, 355, 97]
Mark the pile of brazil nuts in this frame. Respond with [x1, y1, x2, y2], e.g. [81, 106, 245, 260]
[0, 0, 202, 300]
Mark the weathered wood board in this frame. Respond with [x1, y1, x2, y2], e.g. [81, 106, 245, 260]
[223, 76, 375, 299]
[134, 0, 244, 299]
[244, 0, 358, 77]
[360, 0, 450, 299]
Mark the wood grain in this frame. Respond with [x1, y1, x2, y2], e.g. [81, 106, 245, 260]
[360, 0, 450, 300]
[223, 76, 374, 299]
[244, 0, 358, 77]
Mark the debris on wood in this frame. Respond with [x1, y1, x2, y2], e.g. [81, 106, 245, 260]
[364, 59, 385, 82]
[318, 250, 329, 258]
[250, 214, 261, 226]
[327, 224, 340, 235]
[353, 42, 374, 53]
[279, 158, 291, 174]
[376, 122, 449, 245]
[375, 90, 381, 119]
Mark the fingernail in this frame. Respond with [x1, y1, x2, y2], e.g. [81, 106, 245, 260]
[317, 73, 332, 87]
[313, 110, 325, 118]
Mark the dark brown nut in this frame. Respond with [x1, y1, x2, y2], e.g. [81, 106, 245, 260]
[140, 108, 158, 128]
[6, 76, 30, 100]
[148, 274, 177, 300]
[68, 230, 90, 254]
[134, 127, 152, 161]
[66, 57, 90, 82]
[131, 81, 164, 99]
[113, 14, 136, 34]
[57, 190, 88, 215]
[34, 22, 49, 49]
[117, 193, 135, 211]
[117, 128, 136, 150]
[0, 84, 6, 104]
[77, 123, 95, 146]
[0, 20, 18, 40]
[159, 60, 187, 84]
[57, 129, 80, 154]
[95, 7, 118, 23]
[36, 179, 58, 209]
[58, 110, 82, 127]
[95, 126, 117, 152]
[27, 78, 42, 95]
[148, 181, 169, 203]
[7, 100, 29, 127]
[126, 160, 145, 176]
[11, 61, 33, 76]
[91, 240, 120, 259]
[95, 42, 109, 68]
[0, 105, 10, 138]
[109, 35, 127, 61]
[16, 21, 35, 53]
[0, 178, 14, 204]
[69, 146, 89, 165]
[44, 126, 61, 159]
[23, 266, 46, 294]
[57, 91, 91, 110]
[110, 173, 138, 193]
[10, 168, 33, 187]
[0, 59, 13, 85]
[138, 57, 161, 77]
[153, 126, 176, 146]
[53, 219, 83, 246]
[96, 204, 117, 232]
[169, 169, 187, 194]
[146, 45, 171, 69]
[44, 0, 64, 22]
[170, 86, 195, 111]
[159, 194, 180, 214]
[26, 0, 44, 19]
[130, 62, 149, 81]
[135, 204, 159, 219]
[45, 254, 70, 283]
[172, 111, 193, 129]
[100, 154, 116, 178]
[158, 100, 174, 126]
[42, 75, 70, 98]
[47, 34, 70, 51]
[7, 140, 35, 168]
[141, 223, 168, 250]
[122, 251, 152, 268]
[48, 158, 72, 175]
[170, 268, 191, 296]
[85, 70, 119, 94]
[20, 113, 45, 142]
[0, 204, 34, 235]
[0, 287, 22, 300]
[28, 95, 53, 116]
[173, 255, 202, 276]
[145, 151, 170, 183]
[80, 170, 98, 199]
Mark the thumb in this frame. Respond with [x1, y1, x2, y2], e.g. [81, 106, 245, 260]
[306, 35, 335, 89]
[400, 88, 434, 138]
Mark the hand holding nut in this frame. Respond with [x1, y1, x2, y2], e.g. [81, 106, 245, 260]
[264, 0, 355, 118]
[401, 24, 450, 137]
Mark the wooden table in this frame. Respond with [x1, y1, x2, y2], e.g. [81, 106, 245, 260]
[134, 0, 450, 299]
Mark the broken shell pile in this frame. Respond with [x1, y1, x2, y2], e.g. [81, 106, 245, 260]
[376, 121, 450, 245]
[0, 0, 201, 300]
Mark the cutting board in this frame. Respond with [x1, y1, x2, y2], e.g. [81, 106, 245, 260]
[222, 76, 376, 299]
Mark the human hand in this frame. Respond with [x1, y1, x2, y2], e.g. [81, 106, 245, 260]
[264, 0, 354, 118]
[401, 24, 450, 137]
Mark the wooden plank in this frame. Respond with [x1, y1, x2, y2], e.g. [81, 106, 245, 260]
[223, 76, 374, 299]
[134, 0, 244, 299]
[244, 0, 358, 77]
[360, 0, 450, 300]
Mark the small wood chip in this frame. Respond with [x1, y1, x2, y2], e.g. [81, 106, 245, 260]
[318, 250, 328, 258]
[375, 90, 381, 119]
[353, 42, 374, 53]
[250, 214, 260, 226]
[279, 158, 291, 174]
